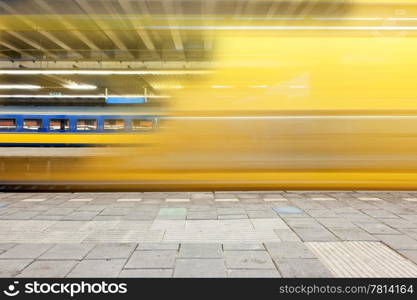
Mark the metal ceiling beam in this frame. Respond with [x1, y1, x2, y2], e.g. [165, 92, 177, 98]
[0, 40, 34, 58]
[0, 0, 83, 59]
[118, 0, 156, 51]
[162, 0, 184, 51]
[74, 0, 135, 59]
[33, 0, 111, 59]
[5, 31, 59, 59]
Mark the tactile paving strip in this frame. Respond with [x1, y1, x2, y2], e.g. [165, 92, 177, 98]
[306, 241, 417, 278]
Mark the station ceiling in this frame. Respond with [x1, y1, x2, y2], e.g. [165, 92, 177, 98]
[0, 0, 415, 102]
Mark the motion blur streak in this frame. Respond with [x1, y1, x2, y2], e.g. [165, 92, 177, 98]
[4, 1, 417, 190]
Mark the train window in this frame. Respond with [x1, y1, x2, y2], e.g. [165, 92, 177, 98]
[132, 118, 154, 130]
[76, 119, 97, 131]
[0, 118, 16, 130]
[104, 119, 125, 130]
[49, 119, 69, 131]
[23, 119, 42, 130]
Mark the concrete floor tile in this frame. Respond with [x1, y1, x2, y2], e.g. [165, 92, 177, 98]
[224, 251, 276, 269]
[39, 244, 95, 260]
[0, 244, 54, 259]
[276, 258, 333, 278]
[265, 242, 317, 259]
[0, 259, 33, 277]
[85, 243, 137, 259]
[179, 243, 223, 258]
[67, 259, 126, 277]
[17, 260, 77, 278]
[125, 250, 177, 269]
[174, 259, 226, 278]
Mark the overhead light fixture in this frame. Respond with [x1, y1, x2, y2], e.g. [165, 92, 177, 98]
[0, 84, 41, 89]
[64, 83, 97, 90]
[0, 70, 209, 75]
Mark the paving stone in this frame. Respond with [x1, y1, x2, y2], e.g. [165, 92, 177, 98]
[0, 259, 33, 277]
[305, 209, 339, 218]
[218, 214, 248, 219]
[42, 208, 75, 216]
[93, 216, 124, 221]
[40, 244, 95, 260]
[273, 206, 303, 214]
[355, 222, 401, 235]
[247, 210, 277, 219]
[137, 243, 179, 250]
[125, 250, 177, 269]
[251, 218, 288, 229]
[400, 228, 417, 240]
[67, 259, 126, 277]
[174, 259, 226, 278]
[85, 243, 136, 259]
[223, 243, 265, 251]
[0, 243, 16, 251]
[316, 218, 357, 229]
[126, 212, 157, 220]
[150, 220, 185, 230]
[265, 242, 317, 259]
[361, 209, 399, 219]
[273, 229, 302, 242]
[158, 208, 187, 216]
[228, 269, 281, 278]
[0, 243, 54, 259]
[292, 227, 338, 242]
[119, 269, 173, 278]
[187, 211, 218, 220]
[376, 235, 417, 250]
[329, 228, 378, 241]
[62, 211, 98, 221]
[100, 208, 131, 216]
[276, 258, 333, 278]
[179, 243, 223, 258]
[156, 215, 186, 220]
[224, 251, 276, 269]
[17, 260, 77, 278]
[217, 208, 246, 215]
[398, 215, 417, 222]
[285, 218, 323, 229]
[5, 211, 40, 219]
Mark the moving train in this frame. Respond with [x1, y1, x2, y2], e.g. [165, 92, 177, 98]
[0, 106, 161, 146]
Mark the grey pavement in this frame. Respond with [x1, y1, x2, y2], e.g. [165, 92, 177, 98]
[0, 191, 416, 277]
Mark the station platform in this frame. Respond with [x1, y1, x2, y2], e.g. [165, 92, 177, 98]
[0, 191, 416, 278]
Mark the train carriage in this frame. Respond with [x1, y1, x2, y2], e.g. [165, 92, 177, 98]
[0, 106, 161, 146]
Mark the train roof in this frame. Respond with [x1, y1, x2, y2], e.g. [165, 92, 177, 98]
[0, 106, 164, 116]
